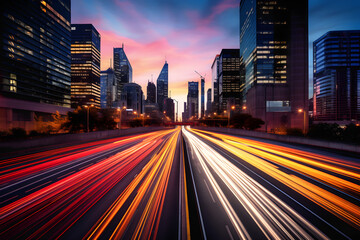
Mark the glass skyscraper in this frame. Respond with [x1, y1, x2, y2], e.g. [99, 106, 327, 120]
[201, 77, 205, 118]
[211, 55, 220, 113]
[123, 83, 143, 114]
[146, 81, 156, 104]
[100, 68, 116, 109]
[187, 81, 199, 119]
[313, 31, 360, 122]
[156, 61, 168, 111]
[240, 0, 308, 132]
[71, 24, 101, 108]
[0, 0, 71, 131]
[114, 45, 132, 107]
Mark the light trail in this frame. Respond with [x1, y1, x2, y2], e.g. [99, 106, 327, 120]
[183, 126, 328, 239]
[189, 128, 360, 229]
[0, 128, 180, 239]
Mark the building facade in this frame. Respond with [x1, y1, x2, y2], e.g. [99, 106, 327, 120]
[218, 49, 241, 111]
[201, 77, 205, 118]
[146, 81, 156, 103]
[114, 45, 132, 107]
[71, 24, 101, 108]
[0, 0, 71, 131]
[122, 83, 143, 114]
[206, 88, 212, 115]
[187, 81, 199, 119]
[313, 31, 360, 122]
[100, 68, 116, 109]
[157, 61, 169, 111]
[164, 98, 175, 122]
[211, 55, 220, 113]
[240, 0, 308, 132]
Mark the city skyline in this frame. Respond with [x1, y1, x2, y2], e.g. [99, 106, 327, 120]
[72, 0, 360, 116]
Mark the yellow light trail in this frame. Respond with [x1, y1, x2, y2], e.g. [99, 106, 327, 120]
[189, 128, 360, 228]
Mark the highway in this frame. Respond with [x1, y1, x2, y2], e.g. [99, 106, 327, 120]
[0, 127, 190, 239]
[0, 126, 359, 239]
[183, 126, 360, 239]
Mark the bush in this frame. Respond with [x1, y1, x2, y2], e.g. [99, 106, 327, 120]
[244, 117, 265, 130]
[10, 127, 27, 138]
[286, 128, 303, 136]
[307, 123, 343, 141]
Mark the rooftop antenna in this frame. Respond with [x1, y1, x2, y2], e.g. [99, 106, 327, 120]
[122, 43, 124, 49]
[169, 90, 171, 98]
[165, 56, 167, 63]
[110, 58, 112, 69]
[151, 74, 153, 83]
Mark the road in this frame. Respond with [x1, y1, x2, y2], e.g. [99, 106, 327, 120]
[0, 126, 359, 239]
[0, 127, 190, 239]
[183, 126, 360, 239]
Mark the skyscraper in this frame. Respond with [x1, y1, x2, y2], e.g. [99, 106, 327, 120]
[313, 31, 360, 122]
[219, 49, 241, 111]
[211, 55, 220, 113]
[157, 61, 168, 111]
[146, 81, 156, 103]
[114, 45, 132, 107]
[240, 0, 308, 132]
[201, 77, 205, 118]
[206, 88, 212, 115]
[0, 0, 71, 131]
[187, 81, 199, 119]
[71, 24, 101, 108]
[122, 83, 143, 114]
[164, 98, 175, 122]
[100, 68, 116, 109]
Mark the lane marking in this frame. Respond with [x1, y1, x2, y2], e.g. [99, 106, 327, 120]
[203, 179, 216, 203]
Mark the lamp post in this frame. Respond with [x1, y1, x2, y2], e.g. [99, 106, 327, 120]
[117, 106, 126, 129]
[141, 114, 145, 127]
[84, 104, 94, 133]
[298, 108, 306, 134]
[173, 99, 178, 122]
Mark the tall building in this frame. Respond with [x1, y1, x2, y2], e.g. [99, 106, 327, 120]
[114, 45, 132, 107]
[122, 83, 143, 114]
[71, 24, 101, 108]
[157, 61, 168, 111]
[219, 49, 241, 111]
[201, 77, 205, 118]
[100, 68, 116, 109]
[206, 88, 212, 115]
[313, 31, 360, 122]
[240, 0, 308, 132]
[187, 81, 199, 119]
[182, 102, 187, 121]
[164, 98, 175, 122]
[211, 55, 220, 113]
[146, 81, 156, 103]
[0, 0, 71, 131]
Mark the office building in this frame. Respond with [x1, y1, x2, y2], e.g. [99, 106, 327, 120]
[71, 24, 101, 108]
[201, 77, 205, 118]
[182, 102, 188, 122]
[240, 0, 308, 132]
[313, 30, 360, 122]
[114, 45, 132, 107]
[0, 0, 71, 131]
[187, 81, 199, 119]
[211, 55, 220, 113]
[206, 88, 212, 115]
[147, 81, 156, 103]
[219, 49, 241, 111]
[157, 61, 168, 111]
[122, 83, 143, 114]
[164, 98, 175, 122]
[100, 68, 116, 108]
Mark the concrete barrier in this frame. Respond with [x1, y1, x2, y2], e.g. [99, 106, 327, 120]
[0, 127, 171, 151]
[192, 126, 360, 154]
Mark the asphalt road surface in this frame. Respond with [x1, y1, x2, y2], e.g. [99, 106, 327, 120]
[0, 126, 359, 239]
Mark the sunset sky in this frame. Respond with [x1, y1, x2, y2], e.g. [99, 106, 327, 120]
[72, 0, 360, 115]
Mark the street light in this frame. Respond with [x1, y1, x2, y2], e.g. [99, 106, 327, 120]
[231, 105, 235, 110]
[84, 104, 94, 133]
[242, 106, 247, 110]
[141, 113, 145, 127]
[298, 108, 306, 134]
[117, 106, 126, 129]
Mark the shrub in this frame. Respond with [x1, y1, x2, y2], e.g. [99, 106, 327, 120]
[286, 128, 303, 136]
[10, 127, 27, 138]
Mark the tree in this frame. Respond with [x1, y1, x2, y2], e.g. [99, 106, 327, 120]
[244, 117, 265, 130]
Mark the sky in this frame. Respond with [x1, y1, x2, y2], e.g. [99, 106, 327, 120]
[72, 0, 360, 116]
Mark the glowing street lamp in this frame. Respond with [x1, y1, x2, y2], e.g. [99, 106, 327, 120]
[84, 104, 94, 133]
[298, 108, 306, 134]
[117, 106, 126, 129]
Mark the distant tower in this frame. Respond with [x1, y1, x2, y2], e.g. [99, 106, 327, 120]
[113, 45, 132, 107]
[187, 81, 199, 119]
[201, 77, 205, 117]
[146, 81, 156, 103]
[156, 61, 168, 111]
